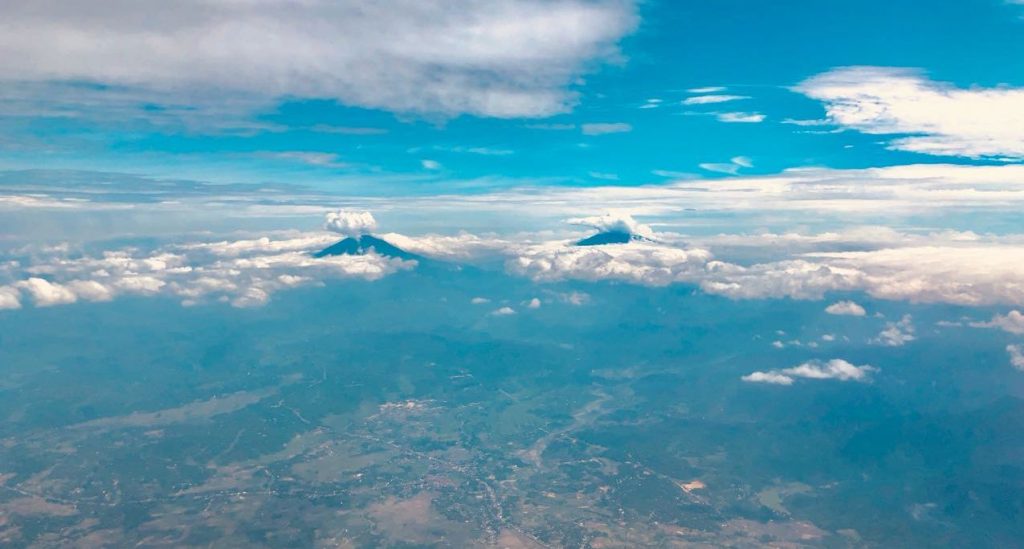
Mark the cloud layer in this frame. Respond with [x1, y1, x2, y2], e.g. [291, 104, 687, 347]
[4, 232, 415, 309]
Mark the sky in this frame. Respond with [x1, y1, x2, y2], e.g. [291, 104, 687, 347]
[1, 0, 1022, 188]
[1, 0, 1024, 335]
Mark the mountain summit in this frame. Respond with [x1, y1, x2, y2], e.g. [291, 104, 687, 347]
[569, 213, 656, 246]
[575, 230, 652, 246]
[313, 234, 420, 261]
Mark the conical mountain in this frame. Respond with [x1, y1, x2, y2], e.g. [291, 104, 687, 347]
[313, 234, 421, 261]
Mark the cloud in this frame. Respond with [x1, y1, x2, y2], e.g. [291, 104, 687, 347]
[582, 122, 633, 135]
[0, 286, 21, 310]
[509, 241, 712, 286]
[566, 212, 654, 239]
[491, 306, 516, 316]
[873, 314, 915, 347]
[687, 86, 726, 94]
[471, 297, 490, 304]
[699, 156, 753, 175]
[741, 371, 794, 385]
[716, 112, 766, 123]
[796, 66, 1024, 159]
[682, 94, 749, 105]
[0, 1, 638, 121]
[526, 297, 541, 309]
[66, 280, 115, 302]
[1008, 345, 1024, 371]
[970, 310, 1024, 334]
[324, 210, 378, 237]
[4, 232, 415, 310]
[744, 358, 877, 385]
[825, 300, 866, 316]
[16, 277, 77, 306]
[263, 151, 348, 168]
[421, 160, 442, 170]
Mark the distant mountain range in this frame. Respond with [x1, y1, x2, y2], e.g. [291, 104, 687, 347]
[313, 235, 421, 261]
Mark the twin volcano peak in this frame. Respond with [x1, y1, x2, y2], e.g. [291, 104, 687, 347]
[313, 234, 419, 260]
[575, 230, 654, 247]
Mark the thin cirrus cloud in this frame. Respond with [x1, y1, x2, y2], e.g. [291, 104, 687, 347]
[682, 94, 749, 105]
[0, 0, 638, 123]
[796, 66, 1024, 159]
[716, 112, 766, 123]
[581, 122, 633, 135]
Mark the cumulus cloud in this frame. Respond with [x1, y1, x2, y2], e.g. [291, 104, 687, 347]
[526, 297, 542, 309]
[17, 277, 77, 307]
[743, 358, 877, 385]
[873, 314, 915, 347]
[491, 306, 517, 316]
[324, 210, 378, 237]
[971, 310, 1024, 334]
[1008, 345, 1024, 371]
[825, 300, 867, 316]
[741, 371, 794, 385]
[567, 212, 654, 239]
[0, 1, 638, 121]
[0, 286, 21, 310]
[796, 66, 1024, 159]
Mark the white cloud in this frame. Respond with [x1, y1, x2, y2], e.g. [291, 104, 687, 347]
[421, 160, 442, 170]
[717, 112, 765, 123]
[581, 122, 633, 136]
[0, 286, 21, 310]
[379, 232, 513, 261]
[970, 310, 1024, 334]
[509, 241, 712, 286]
[0, 0, 638, 121]
[5, 232, 415, 310]
[682, 94, 749, 105]
[796, 66, 1024, 159]
[825, 300, 866, 316]
[699, 156, 753, 175]
[873, 314, 915, 347]
[66, 280, 115, 302]
[1008, 345, 1024, 371]
[526, 297, 542, 309]
[491, 306, 517, 316]
[566, 212, 654, 239]
[471, 297, 490, 304]
[687, 86, 726, 94]
[744, 358, 877, 385]
[17, 277, 77, 307]
[741, 371, 793, 385]
[324, 210, 377, 237]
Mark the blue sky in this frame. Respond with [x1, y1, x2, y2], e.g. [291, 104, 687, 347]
[2, 0, 1023, 192]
